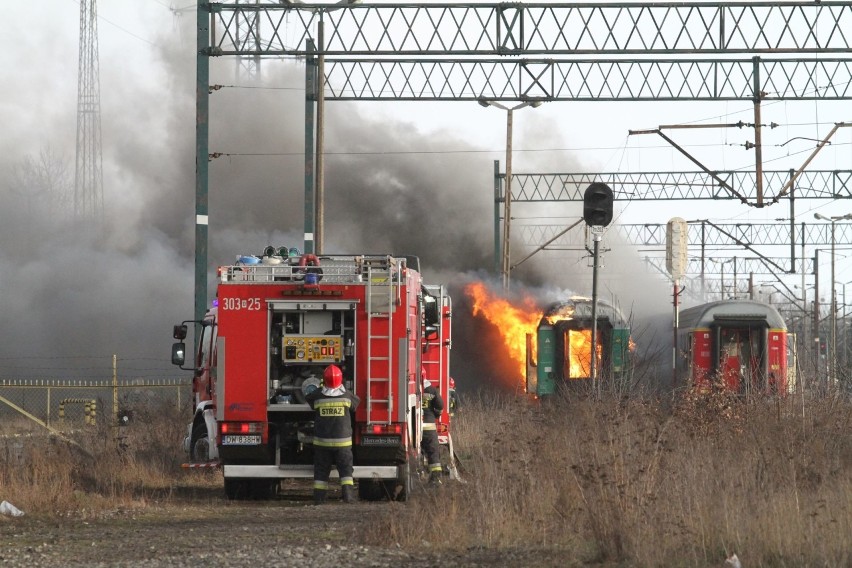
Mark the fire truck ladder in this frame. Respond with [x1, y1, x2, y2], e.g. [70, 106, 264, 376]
[364, 256, 396, 424]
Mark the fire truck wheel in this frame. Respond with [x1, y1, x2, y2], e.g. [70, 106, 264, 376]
[393, 457, 414, 502]
[224, 479, 249, 500]
[249, 479, 277, 500]
[357, 480, 384, 502]
[189, 422, 211, 463]
[224, 479, 276, 501]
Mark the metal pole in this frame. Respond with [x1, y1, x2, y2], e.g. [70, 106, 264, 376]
[673, 279, 679, 387]
[752, 56, 764, 207]
[493, 160, 501, 275]
[789, 170, 796, 272]
[700, 222, 706, 301]
[814, 249, 820, 383]
[840, 283, 849, 377]
[113, 354, 118, 426]
[194, 0, 211, 352]
[315, 18, 325, 255]
[801, 229, 807, 392]
[733, 256, 738, 299]
[502, 109, 513, 290]
[831, 222, 837, 385]
[303, 39, 316, 254]
[590, 231, 601, 396]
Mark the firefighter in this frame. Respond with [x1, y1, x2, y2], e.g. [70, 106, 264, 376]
[448, 377, 460, 417]
[306, 365, 361, 504]
[421, 375, 445, 485]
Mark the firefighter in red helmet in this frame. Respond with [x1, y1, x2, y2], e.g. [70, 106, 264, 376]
[421, 373, 445, 485]
[306, 364, 361, 504]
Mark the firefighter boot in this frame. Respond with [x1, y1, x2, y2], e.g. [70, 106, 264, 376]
[342, 484, 357, 504]
[429, 470, 443, 486]
[313, 489, 327, 505]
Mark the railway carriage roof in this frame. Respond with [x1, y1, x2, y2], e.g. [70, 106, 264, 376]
[543, 296, 628, 328]
[679, 299, 787, 330]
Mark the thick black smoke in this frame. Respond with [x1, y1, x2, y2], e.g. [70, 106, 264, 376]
[0, 10, 672, 391]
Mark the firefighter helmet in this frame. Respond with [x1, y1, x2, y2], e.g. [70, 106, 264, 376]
[323, 365, 343, 389]
[449, 377, 455, 389]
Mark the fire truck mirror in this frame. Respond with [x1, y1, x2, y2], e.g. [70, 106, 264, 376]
[173, 324, 188, 340]
[171, 342, 186, 366]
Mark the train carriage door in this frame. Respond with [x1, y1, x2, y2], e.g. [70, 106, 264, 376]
[719, 327, 743, 392]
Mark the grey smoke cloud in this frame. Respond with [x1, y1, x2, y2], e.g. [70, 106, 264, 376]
[0, 9, 672, 390]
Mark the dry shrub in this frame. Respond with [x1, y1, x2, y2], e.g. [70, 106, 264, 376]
[0, 400, 218, 516]
[365, 386, 852, 567]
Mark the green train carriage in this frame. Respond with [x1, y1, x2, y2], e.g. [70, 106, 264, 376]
[526, 297, 631, 396]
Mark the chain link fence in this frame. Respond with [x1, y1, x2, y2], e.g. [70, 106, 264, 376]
[0, 378, 192, 430]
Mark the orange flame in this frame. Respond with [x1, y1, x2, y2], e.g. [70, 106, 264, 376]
[566, 329, 603, 379]
[465, 282, 542, 385]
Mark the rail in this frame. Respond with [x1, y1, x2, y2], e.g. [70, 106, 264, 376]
[220, 254, 404, 284]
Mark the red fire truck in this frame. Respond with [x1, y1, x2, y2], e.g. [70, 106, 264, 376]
[171, 253, 453, 500]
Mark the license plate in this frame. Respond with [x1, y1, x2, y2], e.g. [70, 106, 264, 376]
[361, 435, 401, 447]
[222, 435, 261, 445]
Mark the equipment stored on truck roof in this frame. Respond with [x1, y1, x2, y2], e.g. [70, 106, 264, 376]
[171, 253, 454, 500]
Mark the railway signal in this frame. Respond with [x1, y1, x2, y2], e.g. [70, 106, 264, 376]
[583, 182, 614, 396]
[583, 182, 614, 227]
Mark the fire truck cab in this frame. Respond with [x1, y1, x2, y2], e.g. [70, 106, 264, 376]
[171, 253, 453, 500]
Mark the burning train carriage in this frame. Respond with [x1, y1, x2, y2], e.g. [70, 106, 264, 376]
[527, 297, 631, 396]
[676, 299, 788, 394]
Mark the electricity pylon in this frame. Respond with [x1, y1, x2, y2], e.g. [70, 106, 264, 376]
[74, 0, 104, 221]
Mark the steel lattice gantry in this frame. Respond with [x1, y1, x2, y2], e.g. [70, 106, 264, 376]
[193, 1, 852, 326]
[213, 2, 852, 57]
[509, 170, 852, 203]
[503, 169, 852, 275]
[518, 221, 852, 248]
[642, 256, 815, 278]
[207, 2, 852, 101]
[516, 221, 852, 283]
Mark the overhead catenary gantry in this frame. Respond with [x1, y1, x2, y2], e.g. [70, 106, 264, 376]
[503, 168, 852, 273]
[518, 221, 852, 256]
[508, 170, 852, 202]
[194, 1, 852, 327]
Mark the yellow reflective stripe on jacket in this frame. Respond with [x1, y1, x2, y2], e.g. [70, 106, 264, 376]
[315, 399, 352, 410]
[314, 437, 353, 447]
[422, 423, 437, 431]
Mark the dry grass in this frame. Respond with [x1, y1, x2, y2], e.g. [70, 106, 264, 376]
[5, 385, 852, 566]
[0, 402, 220, 516]
[367, 384, 852, 567]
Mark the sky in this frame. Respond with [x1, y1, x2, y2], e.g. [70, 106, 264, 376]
[1, 1, 851, 387]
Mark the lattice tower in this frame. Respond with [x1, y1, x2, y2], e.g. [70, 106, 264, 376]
[74, 0, 104, 221]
